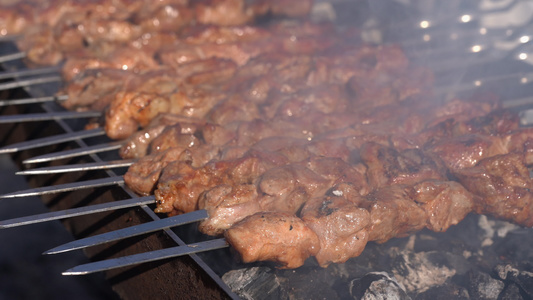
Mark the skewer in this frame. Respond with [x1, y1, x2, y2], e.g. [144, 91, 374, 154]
[0, 75, 62, 91]
[22, 141, 124, 164]
[0, 51, 26, 63]
[0, 196, 156, 229]
[62, 238, 229, 275]
[0, 175, 124, 199]
[0, 94, 68, 106]
[45, 210, 209, 254]
[0, 111, 101, 123]
[0, 128, 106, 154]
[0, 65, 60, 80]
[17, 159, 135, 175]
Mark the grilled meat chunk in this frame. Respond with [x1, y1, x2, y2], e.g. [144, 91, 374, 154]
[225, 212, 320, 269]
[410, 180, 475, 232]
[360, 142, 446, 189]
[301, 195, 370, 267]
[361, 185, 427, 243]
[453, 153, 533, 227]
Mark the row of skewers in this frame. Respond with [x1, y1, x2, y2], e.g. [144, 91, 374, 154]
[0, 0, 532, 275]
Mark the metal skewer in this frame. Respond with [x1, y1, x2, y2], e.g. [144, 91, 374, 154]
[62, 238, 229, 275]
[0, 94, 68, 106]
[0, 175, 124, 199]
[45, 210, 208, 254]
[0, 75, 62, 91]
[0, 111, 101, 123]
[17, 159, 135, 175]
[0, 196, 156, 229]
[22, 141, 124, 164]
[0, 65, 61, 80]
[0, 51, 26, 63]
[0, 128, 106, 154]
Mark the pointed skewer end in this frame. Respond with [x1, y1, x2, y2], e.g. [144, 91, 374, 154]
[0, 148, 18, 154]
[62, 269, 88, 276]
[43, 248, 65, 255]
[0, 193, 19, 199]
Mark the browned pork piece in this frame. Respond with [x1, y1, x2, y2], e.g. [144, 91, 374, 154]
[425, 127, 533, 171]
[224, 212, 320, 269]
[453, 152, 533, 227]
[61, 47, 160, 82]
[124, 121, 235, 195]
[300, 195, 370, 267]
[119, 114, 207, 159]
[157, 24, 274, 67]
[359, 142, 446, 189]
[104, 58, 234, 139]
[193, 0, 312, 26]
[409, 180, 475, 232]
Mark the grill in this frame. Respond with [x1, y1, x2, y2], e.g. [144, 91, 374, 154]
[1, 1, 533, 299]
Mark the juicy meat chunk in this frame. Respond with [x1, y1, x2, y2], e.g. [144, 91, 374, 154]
[16, 27, 64, 66]
[257, 163, 329, 214]
[224, 212, 320, 269]
[104, 71, 228, 140]
[361, 185, 427, 243]
[105, 91, 171, 140]
[125, 147, 195, 195]
[360, 142, 445, 189]
[426, 134, 508, 170]
[61, 47, 159, 82]
[60, 69, 134, 111]
[80, 19, 142, 45]
[119, 114, 204, 159]
[305, 157, 369, 195]
[410, 180, 475, 232]
[158, 27, 275, 67]
[301, 195, 370, 267]
[198, 184, 261, 235]
[136, 4, 193, 33]
[125, 142, 221, 196]
[453, 153, 533, 227]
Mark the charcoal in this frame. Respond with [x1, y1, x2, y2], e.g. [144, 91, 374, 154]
[390, 251, 461, 293]
[499, 283, 524, 300]
[495, 264, 533, 298]
[349, 272, 410, 300]
[413, 283, 469, 300]
[222, 267, 287, 300]
[466, 270, 504, 300]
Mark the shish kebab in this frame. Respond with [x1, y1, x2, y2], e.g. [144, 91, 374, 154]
[3, 56, 533, 271]
[3, 102, 533, 271]
[1, 1, 533, 273]
[0, 0, 314, 65]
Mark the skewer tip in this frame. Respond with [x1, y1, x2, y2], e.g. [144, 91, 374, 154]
[0, 193, 19, 199]
[62, 269, 88, 276]
[0, 148, 18, 154]
[43, 246, 74, 255]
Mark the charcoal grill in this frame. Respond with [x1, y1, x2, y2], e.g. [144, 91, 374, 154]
[1, 1, 533, 299]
